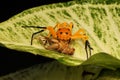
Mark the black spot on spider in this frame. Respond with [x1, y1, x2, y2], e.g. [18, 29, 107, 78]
[67, 28, 70, 31]
[60, 32, 63, 34]
[58, 28, 61, 31]
[65, 32, 68, 34]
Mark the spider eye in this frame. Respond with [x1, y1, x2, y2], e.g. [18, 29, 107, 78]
[58, 29, 61, 31]
[66, 32, 68, 34]
[60, 32, 62, 34]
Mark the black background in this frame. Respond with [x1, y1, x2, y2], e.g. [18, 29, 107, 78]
[0, 0, 71, 22]
[0, 0, 71, 76]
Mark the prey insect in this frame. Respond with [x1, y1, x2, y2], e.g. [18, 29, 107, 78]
[22, 22, 93, 59]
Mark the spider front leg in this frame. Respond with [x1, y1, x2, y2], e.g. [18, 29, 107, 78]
[71, 29, 93, 59]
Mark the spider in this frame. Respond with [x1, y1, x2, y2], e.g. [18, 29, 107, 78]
[22, 22, 93, 59]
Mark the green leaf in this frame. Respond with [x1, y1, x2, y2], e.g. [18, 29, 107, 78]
[96, 68, 120, 80]
[0, 1, 120, 80]
[0, 61, 102, 80]
[82, 52, 120, 70]
[0, 55, 119, 80]
[0, 1, 120, 67]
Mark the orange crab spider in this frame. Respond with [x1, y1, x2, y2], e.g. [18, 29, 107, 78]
[22, 22, 93, 59]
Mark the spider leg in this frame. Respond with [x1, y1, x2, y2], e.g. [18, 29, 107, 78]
[31, 30, 45, 45]
[71, 28, 93, 59]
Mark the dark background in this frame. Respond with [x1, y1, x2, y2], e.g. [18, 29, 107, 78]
[0, 0, 71, 76]
[0, 0, 71, 22]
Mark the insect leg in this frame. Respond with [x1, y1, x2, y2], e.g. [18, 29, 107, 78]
[22, 26, 46, 29]
[85, 41, 88, 59]
[22, 26, 46, 45]
[31, 30, 45, 45]
[85, 40, 93, 59]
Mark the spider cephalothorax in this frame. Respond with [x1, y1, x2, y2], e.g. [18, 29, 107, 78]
[56, 28, 72, 41]
[22, 22, 93, 59]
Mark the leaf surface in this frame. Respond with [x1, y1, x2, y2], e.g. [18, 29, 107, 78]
[0, 1, 120, 67]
